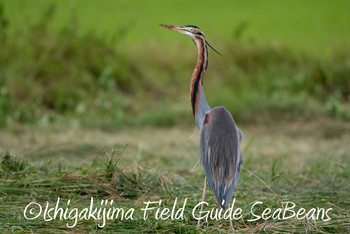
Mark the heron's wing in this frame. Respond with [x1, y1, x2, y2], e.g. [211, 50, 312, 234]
[238, 127, 244, 141]
[199, 107, 243, 209]
[238, 127, 244, 165]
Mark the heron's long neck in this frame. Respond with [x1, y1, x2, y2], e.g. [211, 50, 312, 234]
[191, 36, 211, 131]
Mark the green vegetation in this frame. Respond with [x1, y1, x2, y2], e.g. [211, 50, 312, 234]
[0, 1, 349, 127]
[0, 1, 349, 232]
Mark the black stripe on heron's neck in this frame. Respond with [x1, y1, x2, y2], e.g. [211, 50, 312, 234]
[192, 36, 207, 116]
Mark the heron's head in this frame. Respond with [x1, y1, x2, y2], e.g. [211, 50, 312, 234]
[160, 24, 204, 42]
[160, 24, 223, 56]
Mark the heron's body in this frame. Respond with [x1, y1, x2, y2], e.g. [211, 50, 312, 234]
[160, 24, 243, 227]
[200, 106, 243, 209]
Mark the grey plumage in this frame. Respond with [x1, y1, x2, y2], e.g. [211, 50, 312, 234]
[199, 106, 243, 209]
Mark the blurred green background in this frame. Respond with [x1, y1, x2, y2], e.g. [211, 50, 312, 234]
[0, 0, 349, 128]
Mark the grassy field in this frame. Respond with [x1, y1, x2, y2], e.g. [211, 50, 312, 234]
[0, 0, 350, 232]
[1, 121, 349, 232]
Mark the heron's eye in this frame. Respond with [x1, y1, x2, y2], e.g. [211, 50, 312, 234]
[188, 28, 194, 32]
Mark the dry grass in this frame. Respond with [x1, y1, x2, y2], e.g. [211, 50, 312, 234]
[2, 119, 349, 171]
[0, 119, 349, 232]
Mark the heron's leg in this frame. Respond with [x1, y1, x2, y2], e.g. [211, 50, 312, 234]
[229, 218, 234, 231]
[196, 178, 207, 229]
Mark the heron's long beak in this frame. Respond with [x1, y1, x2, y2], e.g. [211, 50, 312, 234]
[160, 24, 185, 33]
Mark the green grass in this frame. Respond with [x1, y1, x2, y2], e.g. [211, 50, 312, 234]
[3, 0, 350, 54]
[0, 122, 349, 232]
[0, 1, 349, 128]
